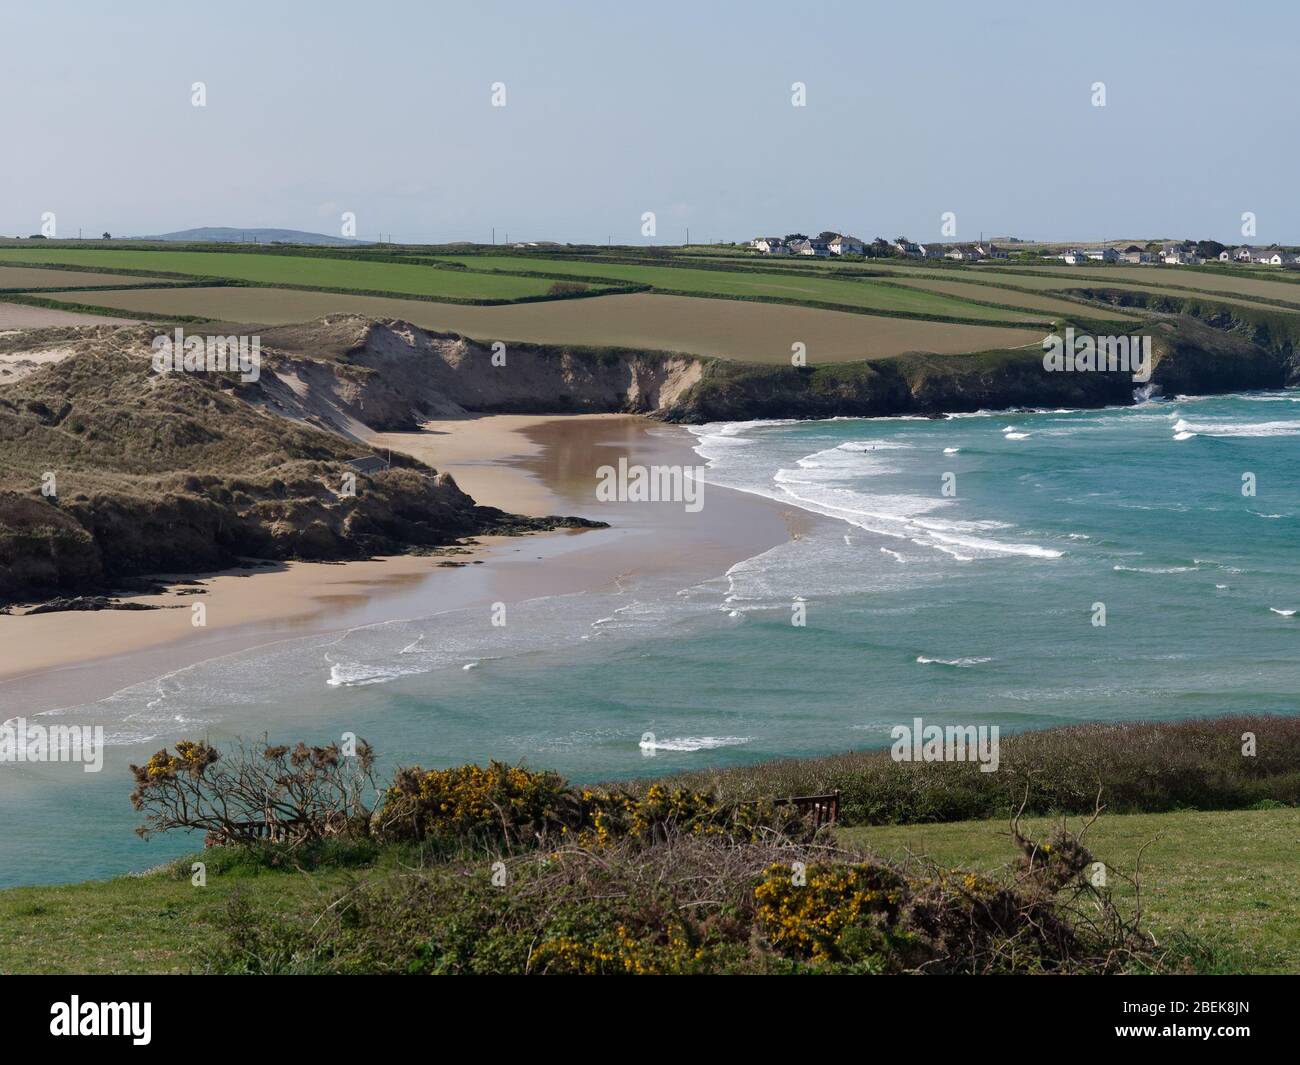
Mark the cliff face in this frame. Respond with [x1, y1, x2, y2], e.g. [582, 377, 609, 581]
[249, 317, 704, 434]
[1074, 289, 1300, 393]
[246, 311, 1292, 431]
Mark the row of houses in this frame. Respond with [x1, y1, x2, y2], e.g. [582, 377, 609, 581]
[749, 235, 1009, 260]
[749, 235, 865, 256]
[1060, 241, 1300, 267]
[751, 234, 1300, 268]
[1218, 244, 1300, 266]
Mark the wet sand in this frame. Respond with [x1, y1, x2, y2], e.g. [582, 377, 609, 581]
[0, 414, 800, 715]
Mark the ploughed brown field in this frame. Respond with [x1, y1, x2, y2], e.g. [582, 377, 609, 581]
[0, 266, 171, 289]
[32, 287, 1047, 363]
[0, 301, 140, 330]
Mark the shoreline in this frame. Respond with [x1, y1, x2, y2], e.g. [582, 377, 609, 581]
[0, 413, 800, 714]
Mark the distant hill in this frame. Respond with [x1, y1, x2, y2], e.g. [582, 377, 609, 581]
[128, 227, 372, 246]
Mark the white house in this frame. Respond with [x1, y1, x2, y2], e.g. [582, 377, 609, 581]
[1163, 250, 1201, 265]
[945, 245, 983, 261]
[828, 234, 865, 256]
[975, 242, 1008, 259]
[1060, 248, 1085, 265]
[1085, 247, 1120, 262]
[892, 239, 922, 257]
[1251, 247, 1287, 265]
[750, 237, 785, 254]
[917, 243, 945, 258]
[789, 238, 830, 257]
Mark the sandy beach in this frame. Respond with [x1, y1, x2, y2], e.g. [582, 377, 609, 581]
[0, 413, 800, 714]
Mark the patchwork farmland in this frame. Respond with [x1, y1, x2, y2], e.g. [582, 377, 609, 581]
[29, 287, 1047, 363]
[3, 240, 1300, 367]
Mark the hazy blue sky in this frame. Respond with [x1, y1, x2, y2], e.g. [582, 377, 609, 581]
[3, 0, 1296, 244]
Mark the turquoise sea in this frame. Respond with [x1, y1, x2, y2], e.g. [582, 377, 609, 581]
[2, 391, 1298, 888]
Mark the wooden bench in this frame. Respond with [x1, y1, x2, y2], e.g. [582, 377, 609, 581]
[772, 791, 841, 827]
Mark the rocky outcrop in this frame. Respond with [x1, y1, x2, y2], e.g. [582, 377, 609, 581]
[0, 332, 601, 605]
[249, 317, 705, 435]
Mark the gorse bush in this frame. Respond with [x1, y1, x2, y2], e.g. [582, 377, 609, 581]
[136, 716, 1299, 856]
[375, 761, 576, 845]
[373, 762, 812, 849]
[127, 725, 1255, 975]
[204, 817, 1170, 975]
[136, 748, 816, 853]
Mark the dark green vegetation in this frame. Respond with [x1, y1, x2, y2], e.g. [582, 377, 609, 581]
[1, 715, 1292, 975]
[649, 715, 1300, 825]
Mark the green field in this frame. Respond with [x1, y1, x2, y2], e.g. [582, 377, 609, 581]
[427, 254, 1049, 322]
[888, 276, 1139, 320]
[0, 249, 588, 302]
[838, 808, 1300, 974]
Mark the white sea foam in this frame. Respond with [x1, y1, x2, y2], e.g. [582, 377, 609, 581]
[1269, 608, 1296, 617]
[326, 661, 402, 687]
[638, 735, 751, 752]
[1173, 417, 1300, 438]
[915, 655, 993, 667]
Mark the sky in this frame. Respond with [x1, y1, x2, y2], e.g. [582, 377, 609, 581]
[2, 0, 1296, 245]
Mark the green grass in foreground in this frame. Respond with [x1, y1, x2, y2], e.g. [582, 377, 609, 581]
[1, 809, 1293, 974]
[0, 249, 574, 302]
[838, 807, 1300, 974]
[0, 845, 378, 975]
